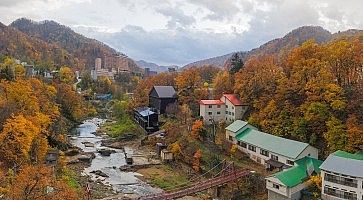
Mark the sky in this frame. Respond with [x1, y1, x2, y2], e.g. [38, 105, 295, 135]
[0, 0, 363, 66]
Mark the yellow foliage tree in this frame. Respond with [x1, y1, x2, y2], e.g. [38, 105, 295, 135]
[190, 120, 204, 140]
[0, 115, 41, 166]
[59, 66, 75, 84]
[6, 165, 78, 200]
[192, 149, 202, 172]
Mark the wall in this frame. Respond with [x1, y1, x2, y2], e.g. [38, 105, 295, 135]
[321, 170, 363, 200]
[200, 104, 226, 124]
[266, 177, 288, 197]
[296, 145, 319, 159]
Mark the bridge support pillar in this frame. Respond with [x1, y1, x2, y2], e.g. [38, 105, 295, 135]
[208, 186, 222, 198]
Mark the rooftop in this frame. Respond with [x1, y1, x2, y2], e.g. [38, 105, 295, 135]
[320, 150, 363, 177]
[134, 107, 155, 117]
[199, 100, 224, 105]
[151, 86, 176, 98]
[269, 157, 323, 187]
[221, 94, 245, 106]
[236, 128, 311, 159]
[226, 120, 248, 133]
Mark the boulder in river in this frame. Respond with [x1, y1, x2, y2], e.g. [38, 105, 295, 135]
[64, 148, 80, 156]
[82, 141, 95, 147]
[97, 148, 116, 156]
[90, 170, 109, 178]
[78, 153, 95, 163]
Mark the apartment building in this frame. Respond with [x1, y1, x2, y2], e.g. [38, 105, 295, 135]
[199, 94, 248, 124]
[320, 150, 363, 200]
[225, 120, 318, 170]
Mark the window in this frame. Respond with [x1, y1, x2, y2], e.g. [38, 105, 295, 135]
[225, 111, 228, 114]
[324, 186, 357, 200]
[248, 145, 256, 152]
[286, 160, 294, 165]
[232, 112, 234, 116]
[228, 136, 233, 141]
[324, 173, 358, 188]
[232, 106, 234, 109]
[273, 184, 280, 190]
[217, 105, 221, 108]
[229, 111, 231, 115]
[208, 105, 212, 108]
[239, 142, 247, 148]
[208, 112, 212, 115]
[271, 155, 278, 161]
[209, 119, 213, 122]
[217, 112, 221, 115]
[226, 105, 228, 108]
[260, 149, 269, 157]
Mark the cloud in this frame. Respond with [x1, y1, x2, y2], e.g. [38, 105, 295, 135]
[93, 25, 246, 65]
[1, 0, 363, 66]
[156, 7, 196, 29]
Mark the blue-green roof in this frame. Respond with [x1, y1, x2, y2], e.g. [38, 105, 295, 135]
[226, 120, 248, 132]
[272, 157, 323, 187]
[333, 150, 363, 160]
[236, 128, 310, 159]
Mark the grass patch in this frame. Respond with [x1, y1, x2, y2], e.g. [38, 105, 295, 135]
[61, 168, 80, 189]
[138, 165, 190, 190]
[102, 115, 143, 138]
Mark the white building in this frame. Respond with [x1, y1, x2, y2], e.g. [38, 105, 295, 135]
[225, 120, 318, 170]
[320, 150, 363, 200]
[91, 58, 116, 81]
[199, 94, 248, 124]
[266, 156, 323, 200]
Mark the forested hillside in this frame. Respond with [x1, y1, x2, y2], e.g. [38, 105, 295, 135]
[0, 56, 96, 199]
[183, 26, 359, 70]
[0, 18, 141, 72]
[134, 36, 363, 158]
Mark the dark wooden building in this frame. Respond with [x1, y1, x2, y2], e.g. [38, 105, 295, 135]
[149, 86, 177, 114]
[134, 107, 159, 133]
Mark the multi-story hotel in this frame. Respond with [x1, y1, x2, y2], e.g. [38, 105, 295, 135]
[320, 150, 363, 200]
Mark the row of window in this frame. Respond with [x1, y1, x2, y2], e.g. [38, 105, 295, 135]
[208, 105, 221, 108]
[208, 111, 221, 115]
[324, 173, 358, 188]
[236, 141, 294, 165]
[324, 186, 357, 200]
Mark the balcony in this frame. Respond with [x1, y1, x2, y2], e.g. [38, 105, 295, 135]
[324, 176, 358, 188]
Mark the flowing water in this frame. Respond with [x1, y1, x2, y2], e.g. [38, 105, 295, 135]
[69, 118, 161, 195]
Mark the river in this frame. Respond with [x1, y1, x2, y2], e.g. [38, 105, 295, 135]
[69, 118, 161, 196]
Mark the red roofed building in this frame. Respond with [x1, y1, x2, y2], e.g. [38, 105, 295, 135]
[199, 94, 248, 124]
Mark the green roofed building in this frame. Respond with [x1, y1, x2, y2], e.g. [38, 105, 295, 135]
[320, 150, 363, 200]
[266, 156, 323, 200]
[225, 121, 318, 170]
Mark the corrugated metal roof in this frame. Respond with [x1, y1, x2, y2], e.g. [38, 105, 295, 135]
[222, 94, 245, 106]
[320, 151, 363, 177]
[152, 86, 176, 98]
[225, 120, 248, 133]
[236, 128, 310, 159]
[134, 107, 155, 117]
[271, 157, 323, 187]
[199, 100, 224, 105]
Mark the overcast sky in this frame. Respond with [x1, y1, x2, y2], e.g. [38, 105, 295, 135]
[1, 0, 362, 66]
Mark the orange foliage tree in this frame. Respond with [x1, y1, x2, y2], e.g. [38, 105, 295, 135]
[192, 149, 203, 172]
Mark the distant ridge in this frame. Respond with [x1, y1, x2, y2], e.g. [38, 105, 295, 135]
[182, 26, 362, 70]
[3, 18, 141, 72]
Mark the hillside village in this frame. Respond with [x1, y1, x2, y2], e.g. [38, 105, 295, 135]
[0, 4, 362, 200]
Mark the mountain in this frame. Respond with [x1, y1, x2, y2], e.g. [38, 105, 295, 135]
[183, 53, 237, 69]
[136, 60, 179, 72]
[182, 26, 337, 69]
[6, 18, 141, 72]
[0, 20, 76, 67]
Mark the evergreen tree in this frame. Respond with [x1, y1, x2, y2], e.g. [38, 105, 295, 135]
[229, 53, 244, 74]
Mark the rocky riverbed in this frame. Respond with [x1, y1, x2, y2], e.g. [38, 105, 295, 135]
[66, 118, 162, 199]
